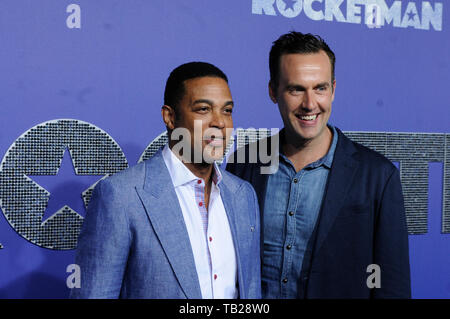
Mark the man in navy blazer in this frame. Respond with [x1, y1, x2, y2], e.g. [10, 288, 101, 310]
[227, 32, 411, 298]
[71, 62, 261, 299]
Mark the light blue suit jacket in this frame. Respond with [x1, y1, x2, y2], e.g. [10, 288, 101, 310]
[71, 150, 261, 299]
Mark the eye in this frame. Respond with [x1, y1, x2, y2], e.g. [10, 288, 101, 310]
[224, 107, 233, 114]
[288, 87, 303, 95]
[196, 106, 210, 113]
[316, 86, 328, 92]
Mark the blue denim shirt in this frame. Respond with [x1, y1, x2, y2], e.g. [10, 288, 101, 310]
[262, 125, 338, 299]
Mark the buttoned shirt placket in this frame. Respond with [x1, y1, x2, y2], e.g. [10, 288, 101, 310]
[194, 179, 213, 274]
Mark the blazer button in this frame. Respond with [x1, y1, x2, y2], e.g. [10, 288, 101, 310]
[286, 244, 292, 250]
[282, 278, 288, 283]
[293, 178, 298, 183]
[288, 211, 294, 216]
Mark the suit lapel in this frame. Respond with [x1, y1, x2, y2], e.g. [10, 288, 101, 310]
[251, 164, 269, 211]
[218, 174, 246, 299]
[135, 151, 202, 299]
[314, 130, 359, 254]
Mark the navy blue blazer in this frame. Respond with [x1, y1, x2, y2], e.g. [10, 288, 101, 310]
[71, 149, 261, 299]
[227, 127, 411, 298]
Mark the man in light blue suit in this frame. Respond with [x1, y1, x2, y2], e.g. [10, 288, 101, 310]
[71, 62, 261, 299]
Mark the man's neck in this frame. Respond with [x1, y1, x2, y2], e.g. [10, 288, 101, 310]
[183, 161, 214, 183]
[168, 141, 214, 183]
[282, 126, 333, 172]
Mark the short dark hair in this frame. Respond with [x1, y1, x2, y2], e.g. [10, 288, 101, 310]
[269, 31, 336, 91]
[164, 62, 228, 110]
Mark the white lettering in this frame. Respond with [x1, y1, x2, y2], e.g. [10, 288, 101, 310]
[304, 0, 325, 20]
[179, 303, 213, 316]
[421, 1, 443, 31]
[66, 4, 81, 29]
[277, 0, 303, 18]
[365, 3, 382, 28]
[324, 0, 346, 22]
[347, 0, 364, 24]
[252, 0, 277, 15]
[251, 0, 443, 32]
[401, 2, 422, 29]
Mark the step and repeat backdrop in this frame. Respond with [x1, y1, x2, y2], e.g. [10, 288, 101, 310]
[0, 0, 448, 298]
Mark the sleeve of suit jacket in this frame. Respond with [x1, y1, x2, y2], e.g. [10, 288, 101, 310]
[70, 179, 131, 298]
[373, 168, 411, 298]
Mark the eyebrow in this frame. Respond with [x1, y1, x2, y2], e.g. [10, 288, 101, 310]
[287, 82, 330, 90]
[193, 99, 234, 107]
[314, 82, 331, 89]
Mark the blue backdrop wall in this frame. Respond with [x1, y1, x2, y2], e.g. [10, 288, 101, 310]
[0, 0, 449, 298]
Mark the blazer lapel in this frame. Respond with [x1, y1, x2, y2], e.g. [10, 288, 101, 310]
[218, 176, 246, 299]
[135, 151, 202, 299]
[251, 163, 269, 211]
[314, 130, 359, 254]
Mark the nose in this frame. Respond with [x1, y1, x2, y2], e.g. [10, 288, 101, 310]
[301, 89, 316, 111]
[210, 109, 225, 129]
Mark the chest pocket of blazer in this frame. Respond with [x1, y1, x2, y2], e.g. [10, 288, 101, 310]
[233, 198, 256, 252]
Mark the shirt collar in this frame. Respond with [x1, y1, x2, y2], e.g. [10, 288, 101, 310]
[320, 124, 338, 169]
[278, 124, 338, 170]
[162, 144, 222, 187]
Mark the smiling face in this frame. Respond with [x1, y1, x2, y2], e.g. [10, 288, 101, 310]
[270, 51, 336, 147]
[162, 76, 234, 164]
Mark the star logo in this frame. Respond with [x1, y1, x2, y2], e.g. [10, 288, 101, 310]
[28, 148, 103, 224]
[407, 10, 416, 21]
[283, 0, 299, 11]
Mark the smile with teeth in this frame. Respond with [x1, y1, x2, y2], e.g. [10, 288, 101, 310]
[297, 114, 318, 121]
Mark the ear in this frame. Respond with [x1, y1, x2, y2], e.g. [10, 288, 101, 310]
[331, 79, 336, 102]
[161, 105, 176, 130]
[268, 81, 277, 104]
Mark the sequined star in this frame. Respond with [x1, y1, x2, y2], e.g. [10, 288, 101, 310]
[28, 148, 102, 223]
